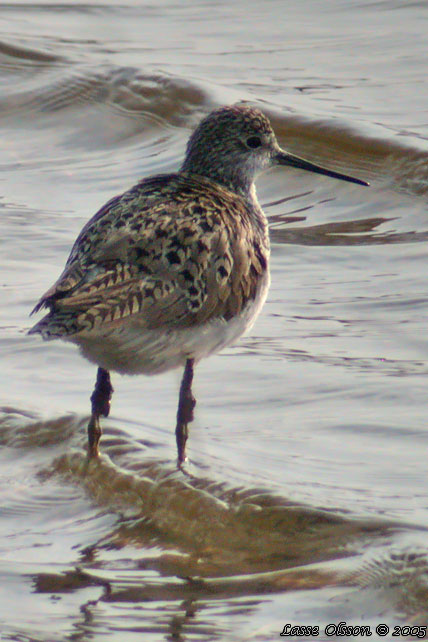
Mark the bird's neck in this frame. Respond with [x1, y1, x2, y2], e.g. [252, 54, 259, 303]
[181, 157, 253, 200]
[246, 183, 270, 242]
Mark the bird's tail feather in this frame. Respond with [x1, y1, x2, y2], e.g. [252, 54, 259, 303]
[28, 312, 80, 340]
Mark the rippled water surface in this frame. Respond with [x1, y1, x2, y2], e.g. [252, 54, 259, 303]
[2, 1, 428, 640]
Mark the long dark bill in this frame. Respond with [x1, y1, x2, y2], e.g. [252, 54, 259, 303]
[275, 150, 369, 186]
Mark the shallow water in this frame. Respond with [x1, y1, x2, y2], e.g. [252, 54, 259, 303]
[2, 1, 428, 640]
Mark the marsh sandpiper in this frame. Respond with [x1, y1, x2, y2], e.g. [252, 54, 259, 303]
[29, 104, 368, 464]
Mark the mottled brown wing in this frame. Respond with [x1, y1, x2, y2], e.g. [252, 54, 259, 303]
[31, 230, 139, 314]
[30, 173, 266, 337]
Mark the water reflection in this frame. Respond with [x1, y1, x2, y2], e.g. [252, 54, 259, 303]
[2, 406, 427, 634]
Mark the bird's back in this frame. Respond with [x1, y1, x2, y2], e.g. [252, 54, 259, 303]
[29, 172, 269, 343]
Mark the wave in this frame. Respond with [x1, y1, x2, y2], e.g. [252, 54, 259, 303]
[2, 404, 428, 624]
[1, 43, 427, 199]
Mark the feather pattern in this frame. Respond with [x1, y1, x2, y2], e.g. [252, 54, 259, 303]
[30, 173, 269, 349]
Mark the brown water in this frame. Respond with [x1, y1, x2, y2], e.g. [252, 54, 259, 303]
[2, 1, 428, 640]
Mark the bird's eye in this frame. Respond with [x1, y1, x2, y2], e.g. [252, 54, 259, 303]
[246, 136, 262, 149]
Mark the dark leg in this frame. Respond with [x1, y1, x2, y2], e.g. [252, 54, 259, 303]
[175, 358, 196, 466]
[87, 367, 113, 458]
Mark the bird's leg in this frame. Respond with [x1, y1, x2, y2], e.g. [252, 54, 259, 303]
[176, 358, 196, 466]
[87, 367, 113, 458]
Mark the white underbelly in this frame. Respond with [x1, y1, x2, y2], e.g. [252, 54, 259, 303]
[70, 271, 270, 375]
